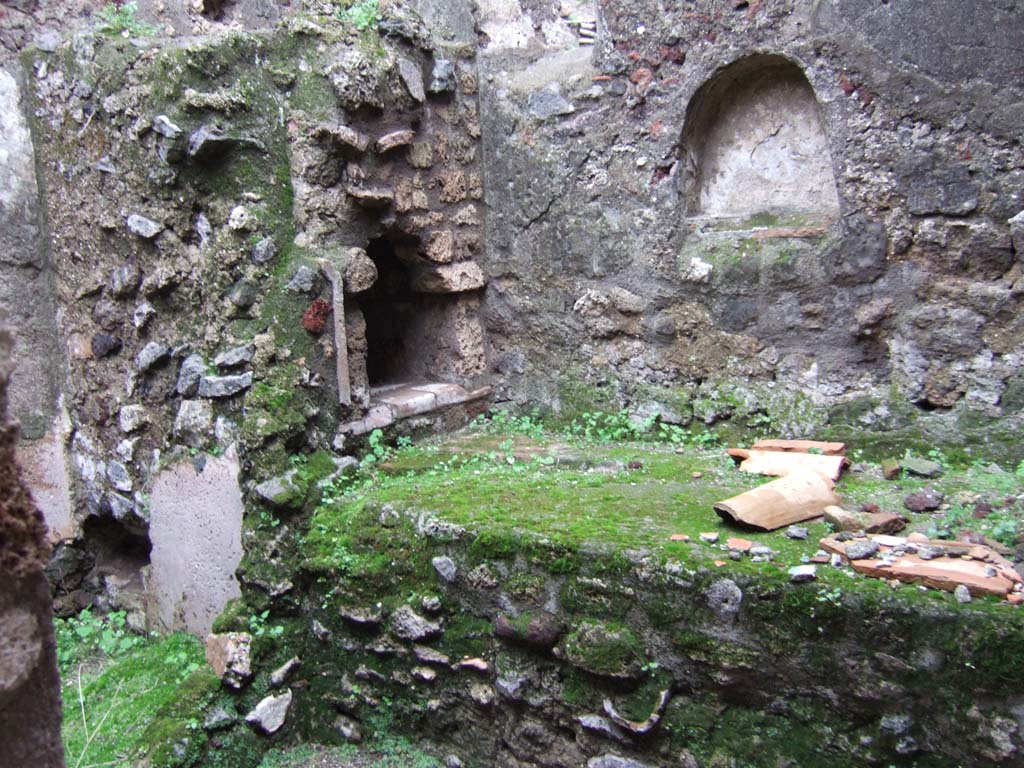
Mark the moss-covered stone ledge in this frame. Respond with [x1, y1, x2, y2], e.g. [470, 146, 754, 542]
[191, 434, 1024, 768]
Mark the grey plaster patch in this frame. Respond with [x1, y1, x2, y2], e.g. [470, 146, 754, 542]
[147, 446, 244, 635]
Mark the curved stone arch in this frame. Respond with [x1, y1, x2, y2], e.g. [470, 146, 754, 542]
[679, 53, 840, 225]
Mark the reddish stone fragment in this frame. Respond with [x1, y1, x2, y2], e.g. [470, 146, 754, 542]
[302, 298, 331, 334]
[630, 68, 654, 88]
[726, 537, 753, 552]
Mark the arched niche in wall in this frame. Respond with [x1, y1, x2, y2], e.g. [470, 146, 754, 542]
[680, 55, 840, 227]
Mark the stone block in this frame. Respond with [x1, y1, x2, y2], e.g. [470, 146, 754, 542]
[398, 58, 425, 102]
[408, 141, 434, 168]
[342, 248, 377, 293]
[245, 690, 292, 734]
[205, 632, 252, 688]
[347, 186, 394, 208]
[412, 261, 485, 293]
[174, 400, 213, 447]
[376, 129, 415, 153]
[437, 170, 467, 203]
[424, 230, 455, 263]
[151, 449, 244, 634]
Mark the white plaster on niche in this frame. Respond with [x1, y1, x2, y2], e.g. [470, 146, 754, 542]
[684, 58, 839, 222]
[147, 446, 244, 636]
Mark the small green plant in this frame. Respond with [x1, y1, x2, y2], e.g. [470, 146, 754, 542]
[361, 428, 393, 468]
[54, 608, 144, 676]
[477, 408, 546, 439]
[928, 502, 1021, 548]
[248, 610, 285, 639]
[95, 1, 157, 36]
[258, 508, 281, 529]
[336, 0, 381, 30]
[569, 410, 651, 442]
[816, 587, 842, 606]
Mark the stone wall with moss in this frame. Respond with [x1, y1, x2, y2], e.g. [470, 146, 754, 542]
[194, 496, 1024, 767]
[474, 0, 1024, 463]
[18, 0, 489, 630]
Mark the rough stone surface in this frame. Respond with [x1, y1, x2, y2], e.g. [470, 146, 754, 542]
[390, 605, 442, 642]
[198, 372, 253, 398]
[176, 354, 206, 397]
[342, 248, 377, 293]
[270, 657, 301, 687]
[226, 279, 257, 308]
[428, 59, 456, 94]
[215, 344, 254, 369]
[287, 265, 318, 294]
[588, 756, 655, 768]
[705, 579, 743, 622]
[174, 400, 214, 448]
[902, 457, 944, 478]
[245, 689, 292, 734]
[432, 556, 457, 582]
[904, 488, 945, 513]
[412, 261, 486, 293]
[118, 404, 149, 433]
[398, 58, 425, 102]
[0, 329, 65, 767]
[135, 341, 170, 373]
[205, 632, 253, 689]
[528, 84, 574, 119]
[253, 469, 301, 509]
[377, 129, 416, 153]
[789, 564, 817, 583]
[845, 539, 881, 561]
[126, 214, 163, 239]
[251, 237, 278, 265]
[493, 612, 564, 649]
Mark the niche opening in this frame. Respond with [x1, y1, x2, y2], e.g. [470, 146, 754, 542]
[680, 55, 840, 226]
[360, 235, 432, 388]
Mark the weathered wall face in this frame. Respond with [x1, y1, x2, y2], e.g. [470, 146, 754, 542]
[0, 328, 65, 768]
[0, 61, 74, 550]
[15, 3, 489, 630]
[475, 0, 1024, 459]
[0, 0, 289, 62]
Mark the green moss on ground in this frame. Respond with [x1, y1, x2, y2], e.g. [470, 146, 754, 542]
[61, 633, 214, 768]
[257, 738, 443, 767]
[303, 420, 1024, 612]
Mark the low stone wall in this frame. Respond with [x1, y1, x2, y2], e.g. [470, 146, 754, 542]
[201, 501, 1024, 768]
